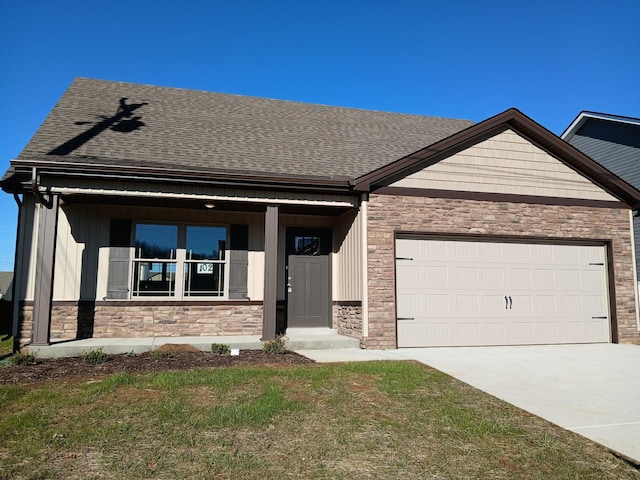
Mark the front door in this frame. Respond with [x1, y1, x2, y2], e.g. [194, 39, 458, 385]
[286, 228, 331, 328]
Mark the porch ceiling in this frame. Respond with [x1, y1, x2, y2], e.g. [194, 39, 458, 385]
[60, 192, 355, 216]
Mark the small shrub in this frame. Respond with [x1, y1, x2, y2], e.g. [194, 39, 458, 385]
[81, 348, 110, 365]
[262, 336, 288, 354]
[10, 351, 38, 366]
[211, 343, 231, 355]
[124, 350, 137, 358]
[151, 350, 174, 359]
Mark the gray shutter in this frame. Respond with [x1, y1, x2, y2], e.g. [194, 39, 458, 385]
[229, 224, 249, 299]
[107, 219, 132, 299]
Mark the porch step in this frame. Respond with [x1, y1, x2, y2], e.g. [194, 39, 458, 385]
[30, 330, 359, 359]
[285, 328, 360, 350]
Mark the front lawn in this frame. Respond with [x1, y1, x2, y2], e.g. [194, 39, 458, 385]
[0, 361, 637, 479]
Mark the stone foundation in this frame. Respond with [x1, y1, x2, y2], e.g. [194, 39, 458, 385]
[333, 302, 362, 339]
[18, 301, 263, 346]
[365, 194, 640, 349]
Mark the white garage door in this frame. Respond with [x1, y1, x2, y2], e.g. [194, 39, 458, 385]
[396, 238, 610, 347]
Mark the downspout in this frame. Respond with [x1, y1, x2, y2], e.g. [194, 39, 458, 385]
[360, 193, 369, 342]
[9, 193, 23, 349]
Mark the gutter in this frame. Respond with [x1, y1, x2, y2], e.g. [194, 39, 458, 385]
[11, 159, 356, 193]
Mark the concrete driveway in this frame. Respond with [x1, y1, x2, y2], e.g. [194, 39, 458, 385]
[396, 344, 640, 464]
[299, 343, 640, 462]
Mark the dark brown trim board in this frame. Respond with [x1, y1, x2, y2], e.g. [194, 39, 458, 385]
[374, 187, 629, 209]
[32, 195, 59, 345]
[262, 205, 279, 340]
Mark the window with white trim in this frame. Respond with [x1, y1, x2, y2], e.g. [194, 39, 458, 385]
[132, 223, 228, 298]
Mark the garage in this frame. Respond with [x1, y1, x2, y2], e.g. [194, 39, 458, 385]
[395, 237, 611, 347]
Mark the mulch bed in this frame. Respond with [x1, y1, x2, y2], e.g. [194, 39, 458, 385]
[0, 349, 315, 385]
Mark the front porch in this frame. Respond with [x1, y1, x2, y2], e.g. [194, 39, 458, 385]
[29, 328, 360, 359]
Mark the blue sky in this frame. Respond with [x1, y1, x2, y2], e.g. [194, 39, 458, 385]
[0, 0, 638, 271]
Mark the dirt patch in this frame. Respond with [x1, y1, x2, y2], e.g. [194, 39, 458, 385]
[0, 349, 315, 385]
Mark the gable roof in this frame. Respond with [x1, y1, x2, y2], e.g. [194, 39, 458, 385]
[356, 108, 640, 208]
[561, 111, 640, 191]
[3, 78, 473, 189]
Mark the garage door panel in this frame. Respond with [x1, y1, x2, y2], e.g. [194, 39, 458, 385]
[456, 267, 479, 285]
[396, 238, 610, 347]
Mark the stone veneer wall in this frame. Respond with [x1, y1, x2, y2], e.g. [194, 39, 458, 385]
[18, 302, 263, 346]
[332, 302, 362, 339]
[363, 194, 640, 349]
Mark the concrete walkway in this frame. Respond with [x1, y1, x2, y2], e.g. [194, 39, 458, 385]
[299, 344, 640, 464]
[30, 328, 359, 358]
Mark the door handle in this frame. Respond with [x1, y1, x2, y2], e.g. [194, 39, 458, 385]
[505, 296, 512, 309]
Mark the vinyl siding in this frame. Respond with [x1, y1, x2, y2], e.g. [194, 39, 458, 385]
[391, 129, 618, 201]
[566, 117, 640, 280]
[333, 210, 362, 301]
[566, 119, 640, 190]
[17, 195, 38, 302]
[32, 200, 362, 304]
[48, 205, 266, 301]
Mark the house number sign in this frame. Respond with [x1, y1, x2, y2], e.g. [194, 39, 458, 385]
[197, 263, 214, 274]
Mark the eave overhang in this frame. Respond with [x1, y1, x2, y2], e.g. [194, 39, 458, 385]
[1, 158, 357, 196]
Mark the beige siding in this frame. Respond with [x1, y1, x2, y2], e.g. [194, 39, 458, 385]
[333, 210, 362, 301]
[17, 195, 37, 302]
[49, 204, 266, 301]
[391, 129, 618, 201]
[53, 205, 80, 299]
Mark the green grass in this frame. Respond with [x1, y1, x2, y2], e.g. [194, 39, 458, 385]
[0, 361, 638, 479]
[0, 336, 13, 358]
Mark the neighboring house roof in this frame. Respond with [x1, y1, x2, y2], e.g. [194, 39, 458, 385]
[561, 111, 640, 190]
[6, 78, 473, 184]
[0, 272, 13, 300]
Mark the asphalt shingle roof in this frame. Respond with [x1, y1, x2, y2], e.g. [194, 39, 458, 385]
[16, 78, 473, 181]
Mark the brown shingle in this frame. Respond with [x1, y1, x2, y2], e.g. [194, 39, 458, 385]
[17, 78, 473, 180]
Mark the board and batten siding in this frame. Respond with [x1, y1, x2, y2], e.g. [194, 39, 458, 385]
[390, 129, 618, 201]
[35, 204, 265, 301]
[333, 209, 362, 301]
[23, 199, 362, 303]
[16, 195, 38, 302]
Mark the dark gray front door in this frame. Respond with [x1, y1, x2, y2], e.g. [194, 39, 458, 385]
[286, 228, 331, 328]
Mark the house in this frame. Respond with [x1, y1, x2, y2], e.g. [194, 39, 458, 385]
[2, 78, 640, 350]
[0, 272, 12, 301]
[561, 112, 640, 288]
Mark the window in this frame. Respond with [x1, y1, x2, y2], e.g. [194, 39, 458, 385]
[184, 226, 226, 297]
[294, 235, 321, 255]
[132, 223, 228, 298]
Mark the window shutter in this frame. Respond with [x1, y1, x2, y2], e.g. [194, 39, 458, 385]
[229, 224, 249, 300]
[107, 219, 132, 299]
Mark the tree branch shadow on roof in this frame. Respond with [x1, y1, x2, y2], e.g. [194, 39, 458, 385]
[48, 98, 148, 156]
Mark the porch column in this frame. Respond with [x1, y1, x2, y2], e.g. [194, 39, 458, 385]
[262, 204, 279, 340]
[32, 194, 59, 346]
